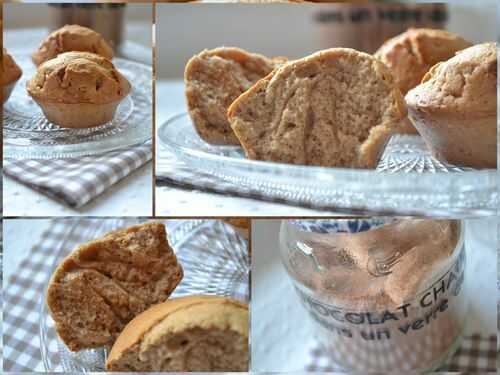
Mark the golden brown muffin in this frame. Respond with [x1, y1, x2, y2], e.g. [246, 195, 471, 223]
[32, 24, 113, 66]
[2, 48, 23, 103]
[405, 43, 497, 169]
[375, 28, 472, 95]
[46, 222, 183, 352]
[228, 48, 408, 169]
[223, 218, 250, 240]
[106, 295, 249, 372]
[27, 51, 131, 128]
[185, 47, 286, 145]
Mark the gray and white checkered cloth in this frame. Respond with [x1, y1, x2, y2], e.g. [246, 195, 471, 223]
[306, 334, 497, 372]
[3, 218, 249, 372]
[4, 142, 152, 208]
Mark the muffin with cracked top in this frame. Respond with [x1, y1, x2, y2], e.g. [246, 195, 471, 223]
[27, 51, 131, 128]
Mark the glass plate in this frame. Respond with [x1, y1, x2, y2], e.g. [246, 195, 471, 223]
[158, 113, 498, 217]
[4, 52, 152, 159]
[39, 219, 249, 372]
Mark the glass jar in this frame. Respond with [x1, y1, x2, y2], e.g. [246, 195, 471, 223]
[279, 218, 467, 372]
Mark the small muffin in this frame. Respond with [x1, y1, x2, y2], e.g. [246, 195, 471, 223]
[185, 47, 286, 145]
[32, 24, 113, 66]
[405, 43, 497, 169]
[27, 51, 131, 128]
[2, 48, 23, 103]
[106, 295, 249, 372]
[375, 28, 472, 95]
[228, 48, 408, 169]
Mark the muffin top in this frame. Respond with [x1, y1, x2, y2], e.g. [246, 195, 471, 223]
[27, 51, 131, 104]
[2, 48, 23, 86]
[375, 28, 472, 95]
[32, 25, 113, 66]
[405, 42, 497, 116]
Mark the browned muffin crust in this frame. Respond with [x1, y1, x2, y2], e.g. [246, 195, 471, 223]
[405, 42, 497, 169]
[27, 51, 130, 105]
[185, 47, 286, 145]
[32, 24, 113, 66]
[106, 295, 249, 372]
[375, 28, 471, 95]
[2, 48, 22, 86]
[228, 48, 408, 169]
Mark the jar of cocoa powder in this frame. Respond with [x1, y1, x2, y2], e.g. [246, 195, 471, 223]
[279, 218, 467, 372]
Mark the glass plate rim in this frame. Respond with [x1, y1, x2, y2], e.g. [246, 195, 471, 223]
[157, 112, 497, 192]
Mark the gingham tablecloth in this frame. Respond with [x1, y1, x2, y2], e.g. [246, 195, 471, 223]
[306, 334, 498, 372]
[3, 218, 249, 372]
[4, 142, 152, 208]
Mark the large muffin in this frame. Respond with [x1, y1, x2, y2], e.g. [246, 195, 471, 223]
[228, 48, 408, 169]
[2, 48, 22, 103]
[106, 295, 249, 372]
[27, 51, 131, 128]
[375, 28, 472, 95]
[405, 42, 497, 169]
[185, 47, 286, 145]
[32, 24, 113, 66]
[46, 222, 183, 352]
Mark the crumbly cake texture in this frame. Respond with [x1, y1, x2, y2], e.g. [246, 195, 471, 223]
[27, 51, 130, 105]
[2, 48, 22, 86]
[405, 42, 497, 169]
[375, 28, 472, 95]
[228, 48, 408, 169]
[46, 222, 183, 352]
[185, 47, 286, 145]
[32, 24, 113, 66]
[106, 295, 249, 372]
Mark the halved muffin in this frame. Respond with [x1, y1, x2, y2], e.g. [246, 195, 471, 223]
[228, 48, 408, 169]
[185, 47, 286, 145]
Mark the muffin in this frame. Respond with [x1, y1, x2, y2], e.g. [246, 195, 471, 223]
[32, 24, 113, 66]
[2, 48, 22, 104]
[106, 295, 249, 371]
[405, 42, 497, 169]
[185, 47, 286, 145]
[46, 222, 183, 352]
[27, 51, 131, 128]
[228, 48, 408, 169]
[375, 28, 472, 95]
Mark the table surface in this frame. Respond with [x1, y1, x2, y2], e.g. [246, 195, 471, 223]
[252, 218, 498, 371]
[3, 27, 153, 217]
[155, 80, 341, 217]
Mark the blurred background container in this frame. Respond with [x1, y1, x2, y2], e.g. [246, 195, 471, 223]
[157, 0, 496, 79]
[4, 3, 152, 63]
